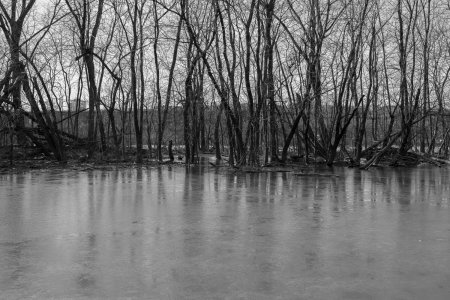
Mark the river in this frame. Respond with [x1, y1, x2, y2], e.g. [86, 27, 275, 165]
[0, 165, 449, 299]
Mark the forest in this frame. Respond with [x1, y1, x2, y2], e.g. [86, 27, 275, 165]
[1, 0, 450, 169]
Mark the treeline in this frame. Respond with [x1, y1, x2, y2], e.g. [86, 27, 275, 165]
[1, 0, 450, 167]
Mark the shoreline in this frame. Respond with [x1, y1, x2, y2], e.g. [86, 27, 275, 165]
[1, 155, 448, 175]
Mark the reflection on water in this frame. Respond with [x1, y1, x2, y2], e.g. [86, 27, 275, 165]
[0, 166, 449, 299]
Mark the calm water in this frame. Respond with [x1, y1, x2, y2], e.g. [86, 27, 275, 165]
[0, 165, 449, 299]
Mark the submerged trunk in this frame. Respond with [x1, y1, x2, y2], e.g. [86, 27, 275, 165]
[214, 106, 222, 161]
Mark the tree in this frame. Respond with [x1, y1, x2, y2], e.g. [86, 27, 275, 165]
[65, 0, 106, 158]
[0, 0, 37, 143]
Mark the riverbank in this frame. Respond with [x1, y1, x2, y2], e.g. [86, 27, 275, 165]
[1, 145, 448, 174]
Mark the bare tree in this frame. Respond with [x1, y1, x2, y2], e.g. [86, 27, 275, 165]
[0, 0, 36, 143]
[65, 0, 106, 157]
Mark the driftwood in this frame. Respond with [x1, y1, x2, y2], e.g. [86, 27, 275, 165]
[361, 143, 447, 169]
[360, 133, 402, 169]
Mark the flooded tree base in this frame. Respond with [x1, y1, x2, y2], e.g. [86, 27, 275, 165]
[0, 146, 179, 173]
[1, 144, 448, 174]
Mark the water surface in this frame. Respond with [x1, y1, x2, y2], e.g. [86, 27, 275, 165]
[0, 165, 449, 299]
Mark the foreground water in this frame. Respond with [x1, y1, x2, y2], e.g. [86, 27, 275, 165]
[0, 165, 449, 299]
